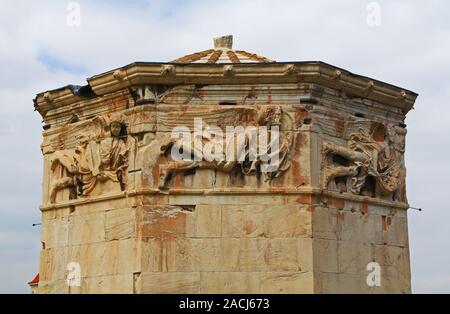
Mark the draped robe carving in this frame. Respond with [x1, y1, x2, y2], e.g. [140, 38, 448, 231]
[48, 120, 131, 204]
[322, 122, 406, 202]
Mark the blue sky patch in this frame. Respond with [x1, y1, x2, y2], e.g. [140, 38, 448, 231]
[37, 50, 87, 74]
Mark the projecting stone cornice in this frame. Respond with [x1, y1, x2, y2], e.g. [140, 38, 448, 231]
[34, 61, 418, 119]
[38, 187, 409, 212]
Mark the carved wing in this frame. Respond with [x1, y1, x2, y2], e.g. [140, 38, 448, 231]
[157, 105, 259, 131]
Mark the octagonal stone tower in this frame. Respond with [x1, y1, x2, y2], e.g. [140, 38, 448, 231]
[34, 36, 417, 293]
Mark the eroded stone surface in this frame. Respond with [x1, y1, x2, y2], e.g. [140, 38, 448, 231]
[34, 38, 417, 294]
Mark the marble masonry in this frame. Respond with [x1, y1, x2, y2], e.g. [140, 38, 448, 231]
[33, 35, 418, 293]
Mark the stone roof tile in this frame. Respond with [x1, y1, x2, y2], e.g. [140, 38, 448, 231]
[171, 35, 275, 64]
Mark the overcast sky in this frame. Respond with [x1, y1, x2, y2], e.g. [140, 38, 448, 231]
[0, 0, 449, 293]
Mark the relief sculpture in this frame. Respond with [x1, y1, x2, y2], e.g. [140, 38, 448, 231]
[46, 103, 300, 203]
[321, 118, 407, 202]
[48, 117, 133, 204]
[157, 106, 295, 189]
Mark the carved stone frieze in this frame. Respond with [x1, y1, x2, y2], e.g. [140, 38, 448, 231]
[48, 116, 135, 204]
[130, 84, 201, 105]
[43, 102, 306, 204]
[320, 114, 407, 203]
[34, 37, 417, 294]
[157, 105, 296, 189]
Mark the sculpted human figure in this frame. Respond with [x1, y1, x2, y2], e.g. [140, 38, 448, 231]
[322, 123, 403, 200]
[49, 135, 89, 204]
[157, 106, 294, 189]
[387, 125, 407, 202]
[97, 120, 130, 191]
[48, 119, 131, 204]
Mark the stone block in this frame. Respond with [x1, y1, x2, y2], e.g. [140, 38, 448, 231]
[264, 205, 311, 238]
[105, 208, 136, 241]
[297, 237, 314, 272]
[373, 244, 411, 280]
[313, 238, 338, 273]
[79, 274, 134, 294]
[68, 211, 106, 246]
[222, 205, 311, 238]
[195, 205, 222, 237]
[38, 279, 69, 294]
[200, 272, 261, 294]
[140, 205, 196, 240]
[221, 205, 265, 238]
[67, 239, 138, 278]
[314, 273, 369, 294]
[337, 240, 372, 275]
[73, 197, 130, 216]
[384, 216, 409, 247]
[140, 272, 201, 294]
[260, 272, 314, 294]
[41, 216, 69, 249]
[312, 206, 383, 245]
[237, 238, 301, 272]
[39, 247, 68, 282]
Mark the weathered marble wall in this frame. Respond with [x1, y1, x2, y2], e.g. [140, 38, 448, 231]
[35, 78, 414, 293]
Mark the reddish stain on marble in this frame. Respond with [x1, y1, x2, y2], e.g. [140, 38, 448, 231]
[244, 220, 254, 235]
[141, 210, 187, 241]
[328, 198, 345, 209]
[360, 202, 369, 214]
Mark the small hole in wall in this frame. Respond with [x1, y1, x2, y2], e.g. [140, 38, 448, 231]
[41, 242, 46, 250]
[332, 155, 349, 167]
[77, 181, 84, 197]
[154, 84, 170, 94]
[219, 100, 237, 105]
[69, 206, 76, 214]
[382, 215, 392, 232]
[165, 173, 173, 185]
[399, 122, 407, 128]
[69, 114, 79, 124]
[74, 84, 96, 99]
[335, 176, 347, 193]
[180, 205, 196, 212]
[382, 216, 387, 231]
[360, 176, 376, 197]
[255, 163, 262, 181]
[355, 112, 365, 118]
[184, 167, 198, 176]
[69, 186, 78, 200]
[299, 97, 318, 105]
[303, 118, 312, 125]
[136, 133, 145, 142]
[136, 99, 156, 106]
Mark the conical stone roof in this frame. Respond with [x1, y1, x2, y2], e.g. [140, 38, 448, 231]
[171, 35, 274, 64]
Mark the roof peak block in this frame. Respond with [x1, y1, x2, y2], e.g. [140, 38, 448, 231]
[214, 35, 233, 49]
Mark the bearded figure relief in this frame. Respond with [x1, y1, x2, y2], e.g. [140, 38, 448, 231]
[157, 106, 295, 189]
[322, 121, 407, 202]
[97, 120, 130, 192]
[49, 118, 132, 204]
